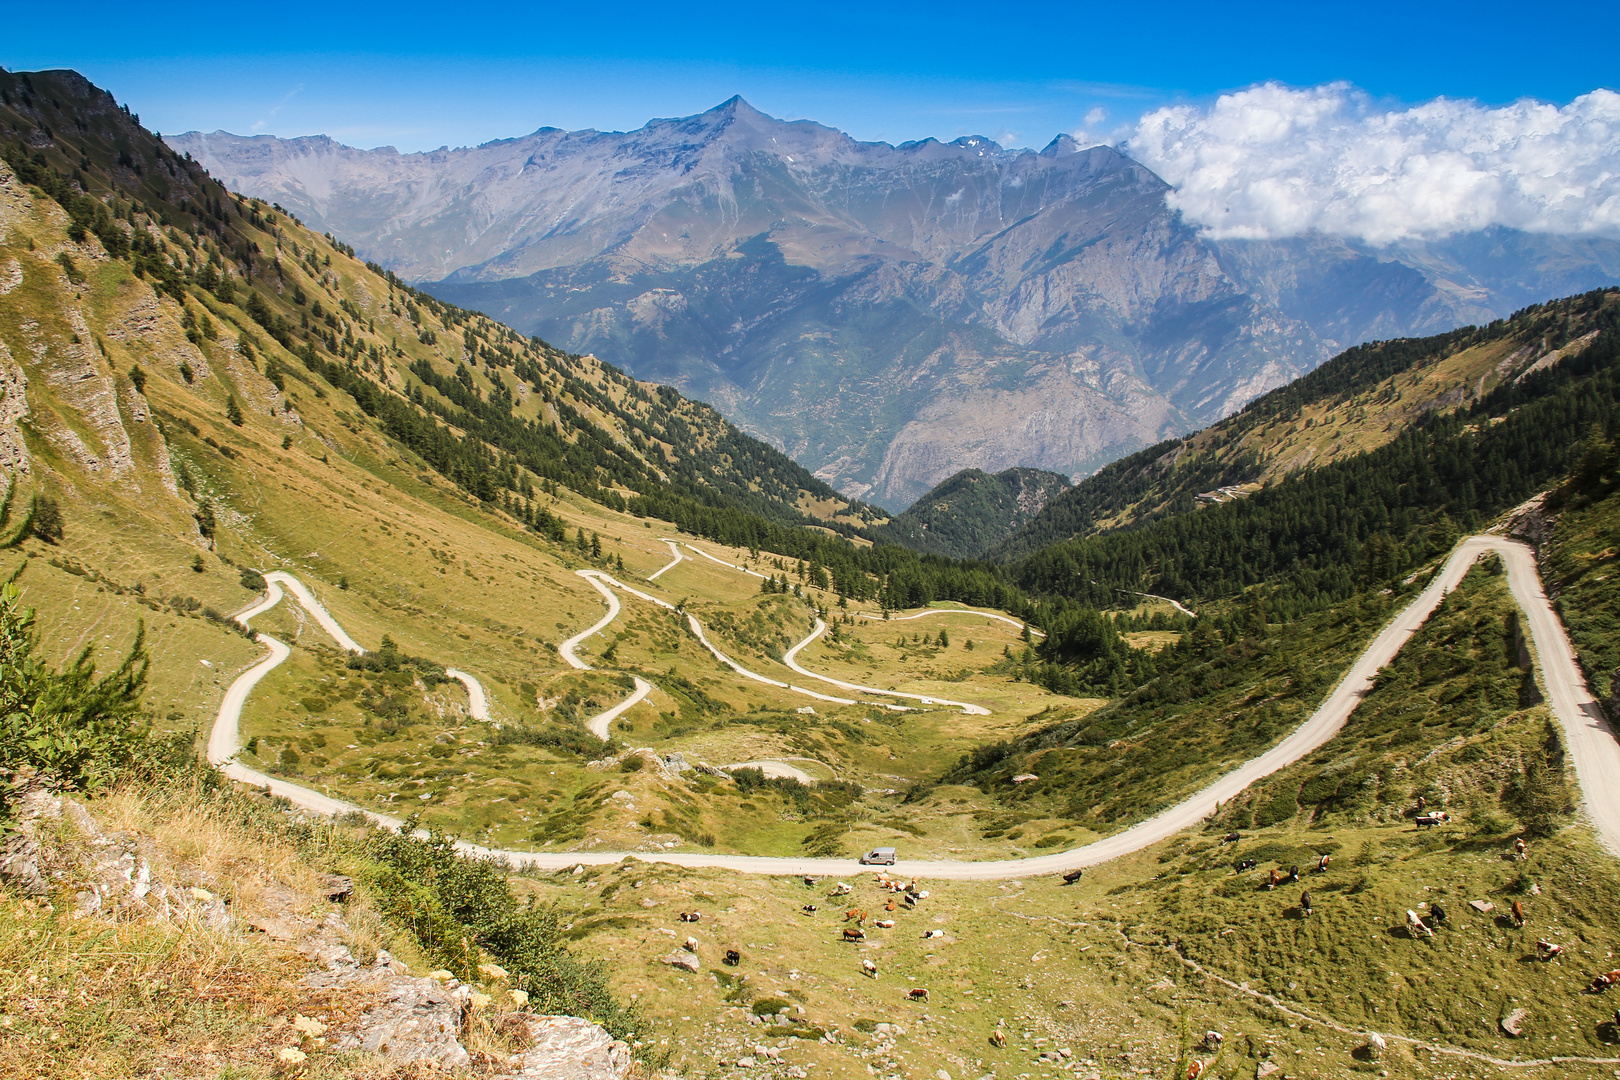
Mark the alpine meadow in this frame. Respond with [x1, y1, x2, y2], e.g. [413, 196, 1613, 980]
[6, 38, 1620, 1080]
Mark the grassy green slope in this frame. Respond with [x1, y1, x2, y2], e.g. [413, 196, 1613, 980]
[999, 289, 1619, 559]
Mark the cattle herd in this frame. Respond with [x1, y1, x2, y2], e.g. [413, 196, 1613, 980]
[1207, 810, 1620, 1000]
[789, 873, 940, 997]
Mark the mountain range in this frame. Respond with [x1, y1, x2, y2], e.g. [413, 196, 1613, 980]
[171, 99, 1620, 509]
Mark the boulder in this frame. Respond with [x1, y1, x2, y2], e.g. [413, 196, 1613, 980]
[1501, 1008, 1529, 1037]
[493, 1014, 632, 1080]
[663, 949, 701, 972]
[333, 975, 469, 1067]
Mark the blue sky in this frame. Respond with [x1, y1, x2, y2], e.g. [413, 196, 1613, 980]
[4, 1, 1617, 152]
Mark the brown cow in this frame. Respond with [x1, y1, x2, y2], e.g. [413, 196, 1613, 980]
[885, 899, 897, 912]
[1511, 900, 1526, 927]
[1300, 891, 1313, 917]
[1266, 869, 1281, 891]
[678, 911, 702, 922]
[989, 1030, 1007, 1048]
[842, 927, 867, 942]
[906, 987, 929, 1002]
[1187, 1061, 1207, 1080]
[1316, 854, 1330, 873]
[1590, 970, 1620, 993]
[1514, 837, 1528, 860]
[844, 908, 867, 924]
[1536, 940, 1563, 961]
[801, 904, 818, 915]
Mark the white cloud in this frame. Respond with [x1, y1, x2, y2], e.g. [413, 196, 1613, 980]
[1125, 82, 1620, 244]
[1083, 106, 1106, 127]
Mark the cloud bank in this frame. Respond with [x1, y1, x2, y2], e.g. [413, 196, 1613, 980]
[1125, 82, 1620, 244]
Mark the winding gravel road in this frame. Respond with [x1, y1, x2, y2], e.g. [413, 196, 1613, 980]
[211, 535, 1620, 877]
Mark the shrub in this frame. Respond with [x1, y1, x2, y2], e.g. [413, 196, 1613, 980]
[0, 580, 154, 809]
[361, 822, 641, 1043]
[31, 497, 62, 543]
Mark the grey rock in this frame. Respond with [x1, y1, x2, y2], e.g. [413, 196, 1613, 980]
[333, 976, 469, 1067]
[492, 1014, 632, 1080]
[663, 949, 701, 972]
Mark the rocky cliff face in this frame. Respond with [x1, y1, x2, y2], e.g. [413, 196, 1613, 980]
[172, 100, 1620, 509]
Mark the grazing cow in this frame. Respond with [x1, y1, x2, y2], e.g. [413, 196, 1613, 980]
[679, 911, 702, 923]
[1265, 869, 1281, 891]
[831, 882, 853, 897]
[1062, 869, 1084, 885]
[904, 893, 918, 908]
[1514, 837, 1528, 860]
[1511, 900, 1526, 927]
[801, 904, 819, 915]
[1406, 909, 1434, 939]
[1236, 858, 1257, 871]
[1415, 795, 1427, 813]
[1288, 865, 1301, 883]
[1430, 902, 1447, 925]
[885, 899, 897, 912]
[1316, 854, 1330, 873]
[1300, 891, 1313, 917]
[804, 876, 819, 886]
[724, 950, 741, 966]
[906, 988, 929, 1002]
[875, 919, 895, 929]
[1591, 970, 1620, 993]
[1200, 1032, 1223, 1051]
[915, 889, 931, 900]
[844, 908, 866, 925]
[1221, 832, 1242, 844]
[684, 936, 699, 952]
[1536, 940, 1564, 961]
[1187, 1061, 1207, 1080]
[989, 1029, 1007, 1048]
[861, 959, 878, 978]
[1415, 812, 1450, 829]
[842, 928, 867, 942]
[923, 929, 945, 939]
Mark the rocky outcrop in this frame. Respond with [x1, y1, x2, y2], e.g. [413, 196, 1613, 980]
[331, 973, 471, 1068]
[0, 779, 229, 927]
[0, 342, 31, 477]
[493, 1014, 634, 1080]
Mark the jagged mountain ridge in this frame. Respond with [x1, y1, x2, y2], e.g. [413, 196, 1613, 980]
[170, 101, 1323, 508]
[172, 98, 1620, 510]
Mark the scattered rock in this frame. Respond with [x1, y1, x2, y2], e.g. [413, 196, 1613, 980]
[1256, 1063, 1279, 1078]
[1469, 900, 1495, 914]
[492, 1014, 633, 1080]
[1501, 1008, 1529, 1037]
[663, 949, 701, 972]
[322, 874, 355, 901]
[0, 779, 228, 928]
[736, 1056, 758, 1068]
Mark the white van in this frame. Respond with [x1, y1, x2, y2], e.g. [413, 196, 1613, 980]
[860, 847, 897, 865]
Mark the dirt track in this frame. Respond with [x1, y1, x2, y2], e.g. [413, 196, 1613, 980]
[210, 535, 1620, 877]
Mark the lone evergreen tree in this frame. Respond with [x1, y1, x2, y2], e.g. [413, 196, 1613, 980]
[226, 396, 244, 426]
